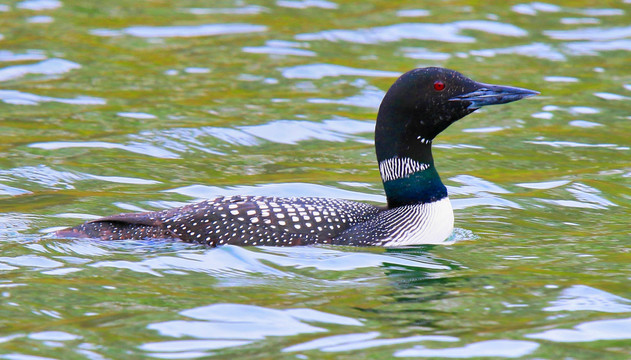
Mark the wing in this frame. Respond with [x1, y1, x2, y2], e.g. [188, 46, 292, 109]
[160, 195, 382, 246]
[56, 195, 383, 247]
[55, 211, 174, 240]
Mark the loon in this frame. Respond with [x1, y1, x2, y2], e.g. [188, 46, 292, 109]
[56, 67, 538, 247]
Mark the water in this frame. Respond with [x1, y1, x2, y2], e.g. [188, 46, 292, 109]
[1, 0, 630, 358]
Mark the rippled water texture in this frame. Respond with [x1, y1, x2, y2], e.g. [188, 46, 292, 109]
[0, 0, 630, 359]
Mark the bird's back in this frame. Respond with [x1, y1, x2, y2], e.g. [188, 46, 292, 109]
[57, 196, 383, 246]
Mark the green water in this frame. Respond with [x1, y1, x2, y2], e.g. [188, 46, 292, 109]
[0, 0, 630, 359]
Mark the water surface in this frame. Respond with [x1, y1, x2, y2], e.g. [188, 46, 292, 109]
[0, 0, 630, 359]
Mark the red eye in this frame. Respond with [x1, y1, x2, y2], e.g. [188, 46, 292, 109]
[434, 81, 445, 91]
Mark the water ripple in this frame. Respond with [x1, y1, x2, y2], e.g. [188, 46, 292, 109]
[544, 76, 579, 82]
[287, 333, 458, 353]
[165, 182, 384, 203]
[309, 86, 385, 108]
[28, 332, 81, 341]
[284, 332, 380, 352]
[542, 104, 600, 115]
[17, 0, 61, 11]
[396, 9, 430, 18]
[462, 126, 506, 133]
[535, 182, 617, 210]
[566, 183, 617, 207]
[83, 245, 446, 279]
[0, 183, 31, 196]
[239, 118, 374, 143]
[281, 64, 399, 79]
[449, 175, 510, 195]
[0, 58, 80, 82]
[29, 141, 180, 159]
[140, 339, 252, 354]
[527, 140, 625, 150]
[0, 50, 46, 62]
[560, 17, 600, 25]
[276, 0, 338, 9]
[545, 25, 631, 41]
[526, 317, 631, 342]
[116, 112, 156, 119]
[140, 302, 359, 357]
[395, 339, 540, 358]
[568, 120, 602, 128]
[593, 92, 630, 100]
[296, 21, 527, 44]
[243, 40, 316, 57]
[470, 42, 566, 61]
[26, 15, 54, 23]
[254, 246, 448, 271]
[125, 118, 374, 157]
[447, 175, 521, 210]
[0, 165, 80, 189]
[515, 180, 570, 190]
[401, 47, 451, 60]
[0, 255, 62, 268]
[579, 8, 625, 16]
[512, 2, 561, 16]
[91, 24, 267, 38]
[1, 354, 58, 360]
[0, 164, 160, 190]
[0, 90, 105, 106]
[45, 241, 111, 257]
[514, 3, 624, 17]
[184, 5, 267, 15]
[147, 303, 356, 338]
[543, 285, 631, 313]
[563, 39, 631, 56]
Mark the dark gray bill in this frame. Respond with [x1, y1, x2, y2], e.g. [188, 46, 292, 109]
[449, 84, 539, 110]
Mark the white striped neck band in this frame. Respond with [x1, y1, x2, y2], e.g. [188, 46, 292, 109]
[379, 157, 430, 182]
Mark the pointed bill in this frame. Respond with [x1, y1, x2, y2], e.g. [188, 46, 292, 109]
[449, 84, 539, 110]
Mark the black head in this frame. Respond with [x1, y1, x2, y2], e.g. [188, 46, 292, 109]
[375, 67, 538, 162]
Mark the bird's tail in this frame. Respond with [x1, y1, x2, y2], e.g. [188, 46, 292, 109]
[55, 212, 175, 240]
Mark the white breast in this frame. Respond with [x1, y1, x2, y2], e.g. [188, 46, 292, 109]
[381, 197, 454, 246]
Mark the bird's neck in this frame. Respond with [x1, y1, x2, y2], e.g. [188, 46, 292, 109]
[377, 142, 447, 208]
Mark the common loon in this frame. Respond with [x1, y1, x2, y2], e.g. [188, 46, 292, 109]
[56, 67, 538, 247]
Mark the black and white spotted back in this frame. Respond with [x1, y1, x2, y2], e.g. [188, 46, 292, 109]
[60, 196, 383, 246]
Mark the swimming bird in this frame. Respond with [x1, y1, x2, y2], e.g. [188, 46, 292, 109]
[56, 67, 538, 246]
